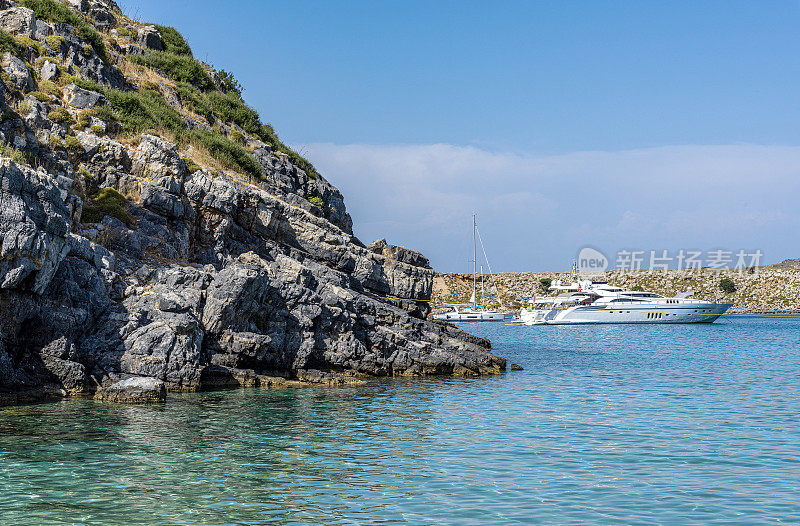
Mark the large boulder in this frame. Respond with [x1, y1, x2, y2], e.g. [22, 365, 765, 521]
[64, 83, 107, 108]
[0, 159, 72, 294]
[0, 7, 36, 37]
[94, 377, 167, 403]
[1, 52, 34, 92]
[137, 25, 163, 51]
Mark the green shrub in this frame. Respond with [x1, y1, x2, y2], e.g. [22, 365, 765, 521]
[82, 44, 94, 57]
[15, 35, 45, 55]
[130, 51, 215, 91]
[183, 157, 201, 174]
[91, 124, 104, 134]
[308, 196, 323, 208]
[217, 69, 242, 97]
[81, 187, 132, 226]
[539, 277, 551, 292]
[39, 79, 61, 96]
[0, 29, 20, 55]
[64, 134, 82, 153]
[230, 129, 243, 144]
[189, 129, 261, 177]
[20, 0, 110, 64]
[73, 77, 104, 94]
[48, 134, 63, 149]
[0, 142, 27, 164]
[631, 285, 644, 291]
[48, 106, 74, 124]
[75, 109, 92, 128]
[104, 88, 184, 135]
[153, 25, 192, 56]
[93, 104, 117, 124]
[44, 34, 63, 52]
[719, 277, 736, 294]
[29, 91, 50, 102]
[175, 82, 211, 117]
[206, 90, 261, 136]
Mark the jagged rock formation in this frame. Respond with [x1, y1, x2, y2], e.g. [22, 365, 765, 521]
[0, 1, 504, 404]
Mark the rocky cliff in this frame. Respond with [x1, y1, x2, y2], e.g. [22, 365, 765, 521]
[0, 1, 504, 404]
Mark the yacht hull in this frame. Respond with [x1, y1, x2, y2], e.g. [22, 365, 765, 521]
[522, 302, 732, 325]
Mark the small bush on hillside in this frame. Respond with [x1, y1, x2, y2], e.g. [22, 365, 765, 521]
[75, 109, 93, 129]
[64, 134, 82, 153]
[539, 277, 551, 292]
[39, 79, 61, 96]
[206, 90, 261, 136]
[15, 35, 46, 55]
[0, 142, 28, 164]
[217, 69, 242, 97]
[719, 277, 736, 294]
[104, 88, 184, 135]
[183, 157, 201, 174]
[30, 91, 50, 102]
[81, 187, 132, 226]
[631, 285, 644, 291]
[0, 29, 20, 55]
[175, 82, 212, 118]
[154, 25, 192, 56]
[308, 196, 323, 208]
[44, 34, 63, 52]
[130, 51, 215, 91]
[189, 129, 262, 178]
[48, 106, 74, 124]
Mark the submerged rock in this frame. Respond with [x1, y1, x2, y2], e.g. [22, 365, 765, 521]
[94, 377, 167, 403]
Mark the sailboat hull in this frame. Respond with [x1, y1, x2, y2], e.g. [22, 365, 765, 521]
[433, 311, 507, 322]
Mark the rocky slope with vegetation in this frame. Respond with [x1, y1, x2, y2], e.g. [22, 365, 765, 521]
[0, 0, 504, 405]
[434, 263, 800, 313]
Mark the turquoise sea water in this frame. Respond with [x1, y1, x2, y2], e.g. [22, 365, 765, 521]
[1, 317, 799, 524]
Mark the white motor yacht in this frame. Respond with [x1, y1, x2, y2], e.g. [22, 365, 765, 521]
[519, 280, 731, 325]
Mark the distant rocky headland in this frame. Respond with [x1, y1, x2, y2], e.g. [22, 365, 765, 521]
[0, 0, 504, 405]
[434, 261, 800, 314]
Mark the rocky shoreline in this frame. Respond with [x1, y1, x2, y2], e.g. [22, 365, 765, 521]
[0, 1, 504, 405]
[434, 265, 800, 314]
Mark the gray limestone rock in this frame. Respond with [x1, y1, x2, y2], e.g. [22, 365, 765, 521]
[0, 0, 505, 406]
[1, 52, 34, 92]
[137, 25, 163, 51]
[63, 83, 107, 108]
[94, 377, 166, 403]
[40, 60, 58, 81]
[0, 7, 36, 37]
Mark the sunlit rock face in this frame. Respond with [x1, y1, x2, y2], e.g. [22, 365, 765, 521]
[0, 3, 504, 403]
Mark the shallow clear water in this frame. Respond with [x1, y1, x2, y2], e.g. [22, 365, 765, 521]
[1, 317, 799, 524]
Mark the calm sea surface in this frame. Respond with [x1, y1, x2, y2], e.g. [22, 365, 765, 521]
[1, 317, 799, 524]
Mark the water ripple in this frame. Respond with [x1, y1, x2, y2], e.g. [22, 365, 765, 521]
[0, 317, 799, 524]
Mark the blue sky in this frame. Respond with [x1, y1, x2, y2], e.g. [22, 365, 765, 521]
[127, 0, 800, 271]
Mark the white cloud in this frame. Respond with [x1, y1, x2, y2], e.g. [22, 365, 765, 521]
[300, 142, 800, 271]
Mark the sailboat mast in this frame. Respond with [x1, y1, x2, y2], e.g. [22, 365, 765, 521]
[472, 214, 477, 308]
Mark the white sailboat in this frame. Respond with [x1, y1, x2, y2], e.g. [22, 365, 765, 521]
[432, 215, 506, 322]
